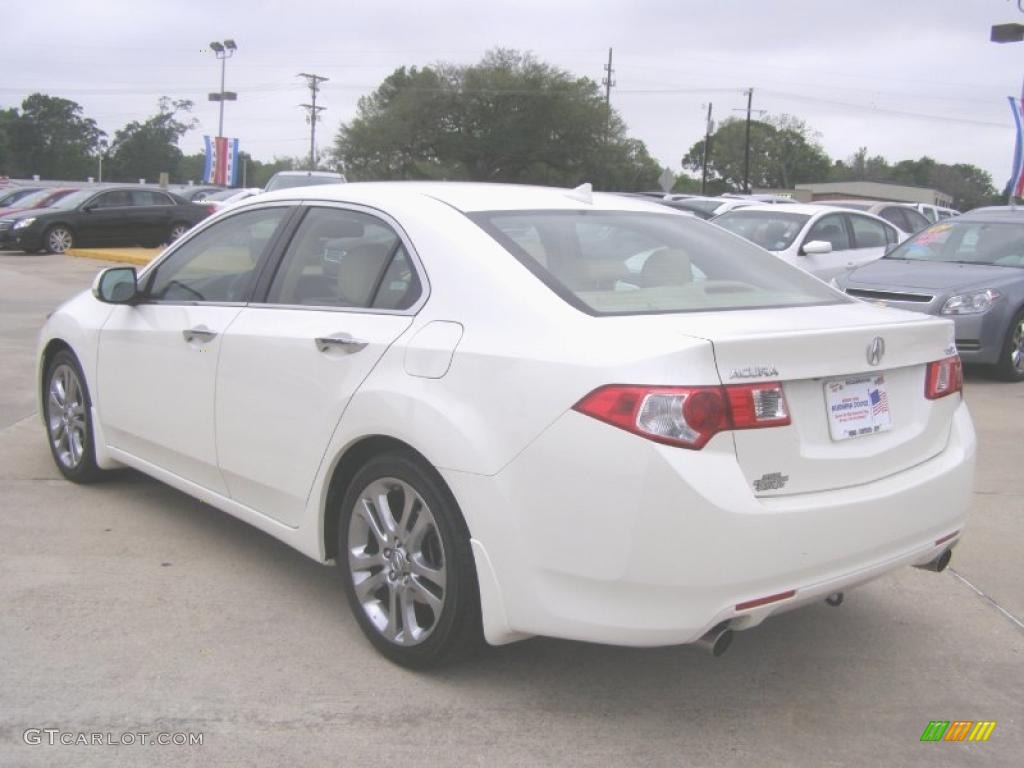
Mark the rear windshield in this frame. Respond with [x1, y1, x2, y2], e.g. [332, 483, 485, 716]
[470, 209, 844, 315]
[713, 210, 809, 252]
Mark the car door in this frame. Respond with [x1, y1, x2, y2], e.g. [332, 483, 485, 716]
[130, 190, 174, 244]
[76, 189, 139, 245]
[215, 204, 424, 526]
[845, 213, 897, 270]
[798, 212, 853, 279]
[96, 204, 294, 494]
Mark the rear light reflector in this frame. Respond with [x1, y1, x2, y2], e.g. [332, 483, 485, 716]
[735, 589, 796, 611]
[573, 382, 790, 450]
[935, 531, 959, 546]
[925, 356, 963, 399]
[726, 383, 791, 428]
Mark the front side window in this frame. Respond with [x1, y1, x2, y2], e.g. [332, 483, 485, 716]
[712, 210, 809, 251]
[471, 209, 843, 315]
[132, 190, 173, 206]
[145, 207, 289, 302]
[265, 207, 421, 310]
[94, 190, 133, 208]
[804, 214, 850, 251]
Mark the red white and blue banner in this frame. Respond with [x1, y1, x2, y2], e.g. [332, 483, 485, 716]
[203, 136, 240, 186]
[1008, 95, 1024, 198]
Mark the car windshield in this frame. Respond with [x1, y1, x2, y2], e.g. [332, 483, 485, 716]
[49, 189, 97, 209]
[206, 188, 244, 201]
[470, 209, 843, 315]
[0, 188, 39, 205]
[712, 210, 809, 251]
[886, 220, 1024, 267]
[4, 189, 53, 208]
[265, 175, 342, 191]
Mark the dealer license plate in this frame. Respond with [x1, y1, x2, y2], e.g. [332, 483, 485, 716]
[825, 374, 893, 441]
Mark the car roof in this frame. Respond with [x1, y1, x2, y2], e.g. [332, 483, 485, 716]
[254, 181, 693, 214]
[271, 170, 344, 177]
[715, 203, 853, 216]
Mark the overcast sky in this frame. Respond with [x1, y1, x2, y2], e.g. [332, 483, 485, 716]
[6, 0, 1024, 188]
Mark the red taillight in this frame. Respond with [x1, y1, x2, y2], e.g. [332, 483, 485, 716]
[206, 205, 217, 215]
[925, 356, 962, 399]
[573, 382, 790, 450]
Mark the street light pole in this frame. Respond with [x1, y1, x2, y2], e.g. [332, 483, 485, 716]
[991, 23, 1024, 206]
[208, 39, 238, 139]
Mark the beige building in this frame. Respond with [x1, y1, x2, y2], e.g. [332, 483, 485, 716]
[793, 181, 953, 207]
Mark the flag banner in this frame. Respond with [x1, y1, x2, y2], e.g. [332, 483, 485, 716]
[203, 136, 241, 186]
[1008, 96, 1024, 198]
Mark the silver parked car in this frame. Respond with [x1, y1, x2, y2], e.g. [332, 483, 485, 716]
[837, 208, 1024, 381]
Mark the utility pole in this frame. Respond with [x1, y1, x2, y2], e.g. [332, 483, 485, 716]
[700, 102, 714, 195]
[743, 88, 753, 194]
[298, 72, 329, 170]
[602, 48, 615, 105]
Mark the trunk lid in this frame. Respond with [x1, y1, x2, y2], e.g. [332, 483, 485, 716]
[671, 302, 960, 495]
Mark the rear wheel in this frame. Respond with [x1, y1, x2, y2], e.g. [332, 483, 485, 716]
[168, 222, 189, 242]
[338, 452, 482, 668]
[993, 309, 1024, 382]
[44, 225, 74, 254]
[43, 350, 104, 483]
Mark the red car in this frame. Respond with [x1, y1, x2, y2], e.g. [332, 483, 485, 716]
[0, 187, 77, 218]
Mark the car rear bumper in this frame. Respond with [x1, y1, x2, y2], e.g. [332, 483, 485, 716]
[445, 400, 975, 647]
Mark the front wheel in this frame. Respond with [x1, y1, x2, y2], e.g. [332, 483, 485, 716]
[43, 350, 104, 483]
[339, 452, 482, 668]
[993, 309, 1024, 382]
[44, 225, 74, 254]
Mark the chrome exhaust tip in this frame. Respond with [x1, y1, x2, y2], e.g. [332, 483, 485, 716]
[914, 548, 952, 573]
[696, 622, 734, 657]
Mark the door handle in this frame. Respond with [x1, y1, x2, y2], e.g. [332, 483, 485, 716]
[315, 334, 368, 354]
[183, 326, 218, 344]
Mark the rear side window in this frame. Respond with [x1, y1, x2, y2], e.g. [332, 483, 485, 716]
[265, 207, 421, 310]
[470, 210, 843, 315]
[848, 215, 890, 248]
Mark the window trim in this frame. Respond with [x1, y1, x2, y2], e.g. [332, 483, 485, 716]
[136, 202, 300, 307]
[246, 200, 430, 316]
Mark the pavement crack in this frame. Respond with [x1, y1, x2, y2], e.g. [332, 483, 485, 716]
[948, 567, 1024, 633]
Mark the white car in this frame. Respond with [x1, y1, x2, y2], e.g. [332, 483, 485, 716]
[199, 187, 264, 212]
[713, 203, 904, 281]
[38, 182, 974, 666]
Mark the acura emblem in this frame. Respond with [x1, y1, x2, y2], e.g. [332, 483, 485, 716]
[867, 336, 885, 366]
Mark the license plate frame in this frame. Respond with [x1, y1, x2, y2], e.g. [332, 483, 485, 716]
[825, 374, 893, 441]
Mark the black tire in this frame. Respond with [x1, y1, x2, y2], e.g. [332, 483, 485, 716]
[338, 451, 483, 668]
[993, 308, 1024, 382]
[43, 225, 74, 254]
[43, 350, 105, 483]
[168, 222, 190, 242]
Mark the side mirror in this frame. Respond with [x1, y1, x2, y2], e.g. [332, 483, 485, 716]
[801, 240, 832, 256]
[92, 267, 139, 304]
[883, 243, 898, 257]
[83, 204, 97, 213]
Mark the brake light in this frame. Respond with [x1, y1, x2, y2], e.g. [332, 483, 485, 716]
[925, 356, 962, 399]
[573, 382, 790, 450]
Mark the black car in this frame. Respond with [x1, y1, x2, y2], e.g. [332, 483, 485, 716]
[2, 187, 212, 253]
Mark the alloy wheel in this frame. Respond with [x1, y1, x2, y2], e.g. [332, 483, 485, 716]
[169, 223, 188, 241]
[347, 477, 447, 646]
[1011, 317, 1024, 374]
[47, 364, 87, 468]
[47, 227, 73, 253]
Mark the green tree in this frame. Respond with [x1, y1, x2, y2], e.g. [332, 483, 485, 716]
[333, 49, 661, 190]
[682, 114, 829, 191]
[106, 98, 197, 183]
[0, 94, 105, 180]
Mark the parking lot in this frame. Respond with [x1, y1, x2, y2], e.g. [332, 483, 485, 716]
[1, 250, 1021, 767]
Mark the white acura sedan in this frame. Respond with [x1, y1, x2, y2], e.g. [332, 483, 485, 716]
[38, 182, 975, 666]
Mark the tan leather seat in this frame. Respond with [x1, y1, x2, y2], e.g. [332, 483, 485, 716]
[640, 248, 692, 287]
